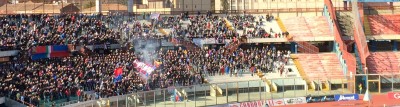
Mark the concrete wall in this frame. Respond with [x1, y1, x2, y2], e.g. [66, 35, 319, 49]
[173, 0, 212, 11]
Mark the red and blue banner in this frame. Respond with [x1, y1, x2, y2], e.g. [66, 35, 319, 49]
[31, 45, 70, 60]
[133, 60, 156, 80]
[32, 45, 69, 54]
[114, 67, 123, 83]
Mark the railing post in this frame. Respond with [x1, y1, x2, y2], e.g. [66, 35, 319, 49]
[174, 90, 176, 107]
[185, 89, 187, 107]
[248, 81, 250, 102]
[237, 82, 239, 102]
[117, 97, 119, 107]
[144, 92, 147, 107]
[259, 81, 262, 100]
[205, 86, 207, 106]
[283, 79, 285, 98]
[135, 93, 138, 107]
[294, 78, 296, 97]
[225, 83, 228, 103]
[215, 85, 218, 105]
[392, 73, 394, 92]
[164, 90, 166, 107]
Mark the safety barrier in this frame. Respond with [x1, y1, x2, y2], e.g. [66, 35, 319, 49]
[324, 0, 357, 78]
[351, 0, 370, 67]
[55, 73, 400, 107]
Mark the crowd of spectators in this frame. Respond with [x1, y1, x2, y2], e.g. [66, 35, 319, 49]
[227, 14, 286, 38]
[0, 14, 124, 51]
[160, 46, 290, 77]
[0, 13, 292, 107]
[0, 50, 142, 106]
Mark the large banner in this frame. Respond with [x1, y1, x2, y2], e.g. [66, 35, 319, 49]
[228, 100, 266, 107]
[269, 99, 285, 106]
[228, 99, 286, 107]
[388, 92, 400, 99]
[334, 94, 359, 101]
[283, 97, 307, 105]
[133, 60, 156, 79]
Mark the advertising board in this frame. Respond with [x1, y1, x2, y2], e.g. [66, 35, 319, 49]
[283, 97, 307, 105]
[334, 94, 359, 101]
[228, 100, 266, 107]
[228, 99, 286, 107]
[270, 99, 285, 106]
[388, 92, 400, 99]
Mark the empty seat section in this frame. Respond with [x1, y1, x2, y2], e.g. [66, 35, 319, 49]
[367, 52, 400, 75]
[283, 16, 332, 39]
[293, 53, 344, 81]
[306, 16, 332, 37]
[367, 15, 400, 35]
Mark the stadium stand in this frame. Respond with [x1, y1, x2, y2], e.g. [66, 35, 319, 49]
[366, 52, 400, 74]
[291, 53, 345, 90]
[282, 16, 332, 40]
[3, 0, 400, 106]
[366, 15, 400, 35]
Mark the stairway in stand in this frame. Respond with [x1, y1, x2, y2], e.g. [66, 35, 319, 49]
[291, 55, 315, 91]
[337, 11, 354, 37]
[363, 16, 372, 36]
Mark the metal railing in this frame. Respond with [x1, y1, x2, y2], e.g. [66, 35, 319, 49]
[58, 73, 400, 107]
[58, 77, 317, 106]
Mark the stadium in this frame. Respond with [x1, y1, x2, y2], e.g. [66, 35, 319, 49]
[1, 0, 400, 107]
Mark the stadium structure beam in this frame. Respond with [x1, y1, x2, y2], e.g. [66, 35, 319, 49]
[128, 0, 133, 12]
[96, 0, 102, 13]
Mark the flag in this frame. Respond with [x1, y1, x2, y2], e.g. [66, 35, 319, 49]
[154, 60, 162, 68]
[114, 67, 123, 77]
[114, 67, 123, 83]
[114, 75, 123, 83]
[133, 60, 156, 80]
[174, 90, 180, 102]
[31, 45, 70, 60]
[31, 52, 69, 60]
[150, 13, 160, 19]
[32, 45, 68, 54]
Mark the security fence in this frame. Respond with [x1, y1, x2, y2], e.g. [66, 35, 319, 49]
[55, 73, 400, 107]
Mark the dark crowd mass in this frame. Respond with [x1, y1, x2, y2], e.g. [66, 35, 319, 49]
[0, 12, 290, 107]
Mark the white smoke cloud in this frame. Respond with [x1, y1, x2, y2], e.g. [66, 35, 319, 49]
[133, 39, 159, 64]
